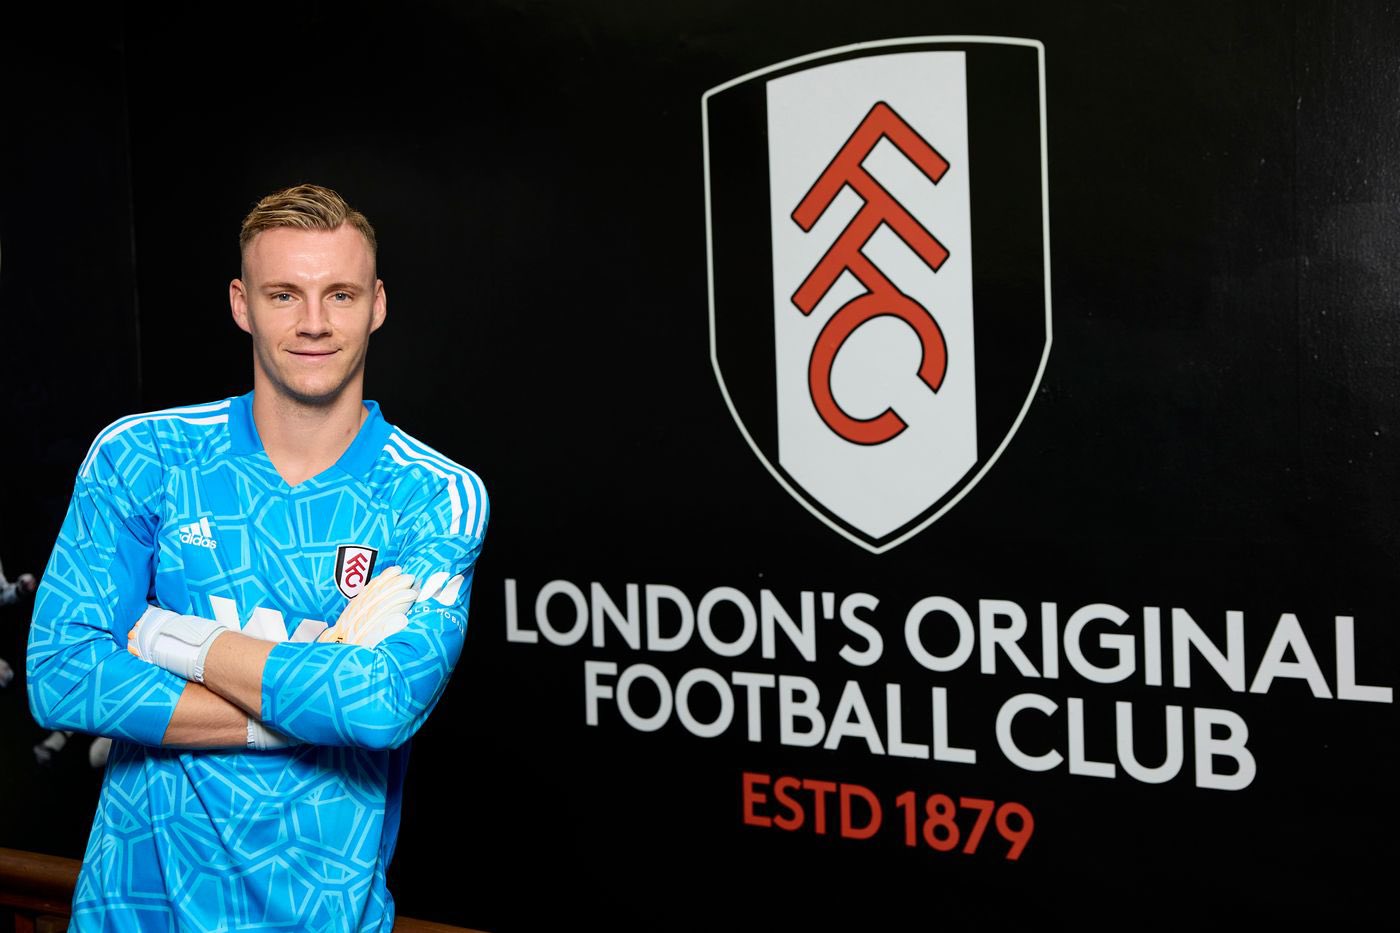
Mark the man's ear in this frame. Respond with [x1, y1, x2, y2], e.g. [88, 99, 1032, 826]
[230, 279, 252, 334]
[370, 280, 387, 334]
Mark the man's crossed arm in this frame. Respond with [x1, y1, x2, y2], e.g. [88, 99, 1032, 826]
[129, 568, 419, 748]
[30, 436, 485, 755]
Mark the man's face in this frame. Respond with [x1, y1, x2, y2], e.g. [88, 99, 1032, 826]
[230, 225, 386, 408]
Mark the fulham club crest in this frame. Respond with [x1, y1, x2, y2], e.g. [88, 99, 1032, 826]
[703, 37, 1051, 553]
[335, 545, 378, 598]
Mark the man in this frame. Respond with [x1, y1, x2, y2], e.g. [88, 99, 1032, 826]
[27, 184, 487, 931]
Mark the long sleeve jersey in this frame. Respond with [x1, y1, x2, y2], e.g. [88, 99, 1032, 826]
[27, 392, 488, 932]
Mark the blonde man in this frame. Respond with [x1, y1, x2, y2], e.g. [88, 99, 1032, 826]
[29, 184, 488, 931]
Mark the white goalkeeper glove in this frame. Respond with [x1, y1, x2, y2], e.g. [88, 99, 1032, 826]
[128, 606, 229, 682]
[318, 565, 418, 647]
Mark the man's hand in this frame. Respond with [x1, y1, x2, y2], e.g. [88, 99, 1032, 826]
[318, 566, 418, 648]
[128, 606, 228, 682]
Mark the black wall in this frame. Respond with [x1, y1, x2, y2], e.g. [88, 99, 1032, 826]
[0, 10, 141, 858]
[3, 3, 1397, 930]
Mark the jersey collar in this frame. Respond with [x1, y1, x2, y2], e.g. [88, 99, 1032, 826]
[228, 391, 392, 482]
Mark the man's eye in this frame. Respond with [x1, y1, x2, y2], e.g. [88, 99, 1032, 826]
[271, 293, 293, 302]
[332, 292, 353, 302]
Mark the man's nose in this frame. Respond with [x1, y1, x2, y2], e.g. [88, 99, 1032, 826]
[298, 299, 333, 336]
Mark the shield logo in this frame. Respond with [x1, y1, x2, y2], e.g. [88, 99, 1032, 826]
[703, 37, 1051, 553]
[334, 545, 378, 599]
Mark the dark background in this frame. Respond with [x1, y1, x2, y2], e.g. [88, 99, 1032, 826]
[2, 2, 1396, 929]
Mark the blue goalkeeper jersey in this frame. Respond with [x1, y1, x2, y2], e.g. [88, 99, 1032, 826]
[27, 392, 488, 932]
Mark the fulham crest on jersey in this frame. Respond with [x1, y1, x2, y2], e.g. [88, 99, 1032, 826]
[335, 545, 379, 599]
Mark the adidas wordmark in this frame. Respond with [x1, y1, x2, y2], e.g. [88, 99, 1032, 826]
[179, 517, 218, 550]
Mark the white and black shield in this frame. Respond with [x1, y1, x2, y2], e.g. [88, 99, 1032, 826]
[704, 37, 1051, 553]
[335, 544, 379, 599]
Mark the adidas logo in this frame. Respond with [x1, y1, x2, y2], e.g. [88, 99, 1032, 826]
[179, 517, 219, 550]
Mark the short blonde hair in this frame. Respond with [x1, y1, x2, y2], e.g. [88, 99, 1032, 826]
[239, 183, 377, 255]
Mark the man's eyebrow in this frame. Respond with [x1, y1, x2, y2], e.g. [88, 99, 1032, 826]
[259, 281, 366, 294]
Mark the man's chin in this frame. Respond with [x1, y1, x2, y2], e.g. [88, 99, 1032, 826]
[287, 391, 341, 408]
[254, 356, 365, 409]
[272, 377, 354, 409]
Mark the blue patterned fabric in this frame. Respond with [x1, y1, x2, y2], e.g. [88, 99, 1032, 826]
[27, 392, 487, 931]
